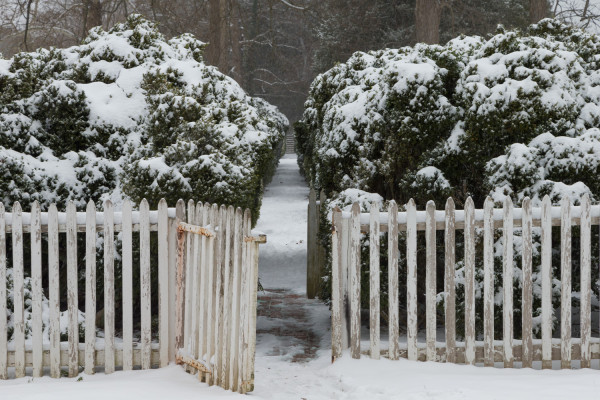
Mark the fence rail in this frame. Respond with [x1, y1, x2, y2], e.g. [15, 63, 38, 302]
[331, 194, 600, 369]
[0, 198, 264, 393]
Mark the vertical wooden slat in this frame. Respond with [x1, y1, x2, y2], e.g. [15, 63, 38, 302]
[48, 204, 60, 378]
[190, 202, 202, 361]
[122, 200, 133, 371]
[350, 202, 361, 359]
[184, 200, 195, 352]
[238, 209, 251, 393]
[212, 205, 225, 385]
[158, 199, 169, 368]
[206, 204, 218, 385]
[580, 194, 591, 368]
[369, 203, 380, 359]
[406, 199, 418, 361]
[483, 197, 494, 367]
[247, 213, 260, 392]
[104, 200, 115, 374]
[425, 201, 436, 361]
[12, 203, 25, 378]
[66, 200, 78, 377]
[229, 208, 243, 392]
[444, 198, 456, 364]
[541, 195, 552, 369]
[388, 201, 399, 361]
[174, 199, 186, 353]
[85, 201, 96, 375]
[217, 205, 227, 387]
[521, 197, 533, 368]
[331, 207, 342, 361]
[341, 217, 350, 350]
[140, 199, 151, 370]
[0, 203, 6, 379]
[560, 197, 571, 369]
[502, 197, 514, 368]
[199, 203, 210, 371]
[221, 205, 234, 389]
[31, 201, 43, 377]
[307, 188, 318, 299]
[170, 200, 185, 361]
[464, 197, 476, 365]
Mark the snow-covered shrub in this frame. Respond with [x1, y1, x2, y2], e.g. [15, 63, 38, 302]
[0, 14, 287, 216]
[300, 19, 600, 337]
[0, 15, 287, 341]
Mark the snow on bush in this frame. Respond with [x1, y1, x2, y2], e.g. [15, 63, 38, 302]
[299, 19, 600, 336]
[0, 15, 287, 341]
[0, 15, 287, 216]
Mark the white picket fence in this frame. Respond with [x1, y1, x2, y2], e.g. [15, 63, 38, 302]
[0, 198, 264, 393]
[331, 194, 600, 368]
[175, 201, 264, 393]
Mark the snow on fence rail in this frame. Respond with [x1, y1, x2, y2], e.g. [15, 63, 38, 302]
[0, 198, 264, 393]
[331, 194, 599, 369]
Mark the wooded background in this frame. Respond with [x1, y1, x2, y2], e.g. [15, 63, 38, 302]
[0, 0, 598, 122]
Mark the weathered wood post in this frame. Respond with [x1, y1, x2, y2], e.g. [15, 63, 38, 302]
[307, 188, 319, 298]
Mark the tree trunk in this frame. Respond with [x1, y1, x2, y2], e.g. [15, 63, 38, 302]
[84, 0, 102, 32]
[529, 0, 548, 23]
[415, 0, 441, 44]
[206, 0, 222, 69]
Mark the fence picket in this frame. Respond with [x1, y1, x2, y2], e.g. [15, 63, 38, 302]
[12, 203, 24, 378]
[48, 204, 60, 378]
[206, 204, 219, 385]
[158, 199, 169, 368]
[444, 198, 456, 364]
[388, 201, 399, 361]
[216, 205, 227, 387]
[483, 197, 494, 367]
[541, 195, 552, 369]
[184, 200, 195, 353]
[521, 198, 533, 368]
[210, 205, 222, 385]
[229, 208, 243, 392]
[66, 201, 78, 377]
[0, 203, 6, 379]
[239, 210, 251, 392]
[560, 197, 572, 369]
[332, 207, 343, 360]
[191, 202, 202, 364]
[200, 203, 210, 377]
[104, 200, 115, 374]
[140, 199, 151, 370]
[369, 203, 380, 359]
[222, 205, 234, 389]
[350, 202, 361, 359]
[406, 199, 418, 361]
[247, 213, 260, 392]
[502, 197, 514, 368]
[122, 200, 133, 371]
[31, 201, 43, 377]
[426, 201, 436, 361]
[85, 201, 97, 375]
[465, 197, 476, 365]
[170, 200, 185, 361]
[341, 217, 350, 350]
[580, 194, 591, 368]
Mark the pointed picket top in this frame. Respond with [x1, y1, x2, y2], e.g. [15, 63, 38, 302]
[140, 198, 149, 211]
[13, 201, 22, 214]
[407, 198, 416, 209]
[66, 200, 76, 213]
[159, 198, 168, 210]
[542, 195, 551, 207]
[445, 197, 454, 211]
[122, 199, 132, 213]
[87, 199, 96, 213]
[561, 196, 571, 210]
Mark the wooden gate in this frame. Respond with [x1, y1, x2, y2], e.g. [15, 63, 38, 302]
[175, 201, 265, 393]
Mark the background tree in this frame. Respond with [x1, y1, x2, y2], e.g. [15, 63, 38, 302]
[415, 0, 442, 43]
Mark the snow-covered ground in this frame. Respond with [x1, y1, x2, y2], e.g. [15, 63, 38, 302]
[3, 155, 600, 399]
